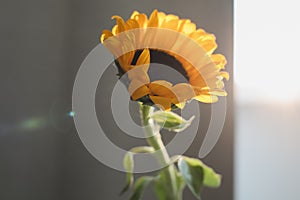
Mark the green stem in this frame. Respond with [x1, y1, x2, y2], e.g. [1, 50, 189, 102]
[140, 104, 180, 200]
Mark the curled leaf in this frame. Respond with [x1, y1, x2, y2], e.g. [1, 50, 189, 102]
[120, 152, 134, 194]
[130, 176, 154, 200]
[120, 146, 155, 195]
[150, 110, 195, 132]
[178, 157, 204, 199]
[178, 157, 222, 199]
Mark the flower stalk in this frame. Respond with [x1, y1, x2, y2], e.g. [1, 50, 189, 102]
[140, 104, 180, 200]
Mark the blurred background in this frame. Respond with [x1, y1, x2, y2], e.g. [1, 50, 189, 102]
[1, 0, 299, 200]
[0, 0, 233, 199]
[235, 0, 300, 200]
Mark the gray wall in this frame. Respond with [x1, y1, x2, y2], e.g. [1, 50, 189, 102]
[0, 0, 233, 199]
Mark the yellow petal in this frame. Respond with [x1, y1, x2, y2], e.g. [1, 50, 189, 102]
[148, 9, 159, 27]
[111, 15, 126, 33]
[128, 79, 150, 100]
[220, 71, 230, 80]
[125, 19, 140, 30]
[151, 80, 173, 88]
[174, 101, 186, 109]
[178, 19, 188, 32]
[196, 87, 227, 96]
[194, 94, 218, 103]
[149, 80, 174, 97]
[183, 22, 196, 34]
[102, 36, 123, 57]
[118, 51, 134, 71]
[130, 11, 140, 19]
[199, 40, 217, 55]
[134, 13, 148, 28]
[165, 14, 179, 22]
[100, 30, 113, 43]
[189, 31, 217, 54]
[171, 83, 195, 102]
[149, 95, 172, 111]
[136, 49, 150, 66]
[179, 20, 196, 34]
[211, 54, 227, 70]
[189, 31, 215, 42]
[161, 19, 179, 30]
[157, 11, 166, 26]
[209, 89, 227, 96]
[126, 49, 150, 79]
[197, 63, 218, 79]
[194, 29, 206, 35]
[216, 79, 225, 88]
[112, 25, 118, 35]
[127, 66, 150, 83]
[187, 67, 208, 88]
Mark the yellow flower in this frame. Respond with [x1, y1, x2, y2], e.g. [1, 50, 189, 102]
[100, 10, 229, 110]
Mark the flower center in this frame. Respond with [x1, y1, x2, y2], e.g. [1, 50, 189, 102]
[132, 49, 189, 84]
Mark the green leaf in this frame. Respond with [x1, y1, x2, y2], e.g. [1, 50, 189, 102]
[129, 176, 153, 200]
[201, 162, 222, 188]
[154, 169, 186, 200]
[120, 146, 155, 195]
[178, 157, 204, 199]
[150, 110, 195, 132]
[120, 152, 134, 194]
[154, 173, 168, 200]
[178, 157, 222, 199]
[130, 146, 155, 154]
[175, 170, 186, 193]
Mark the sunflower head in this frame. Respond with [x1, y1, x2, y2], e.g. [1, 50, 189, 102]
[101, 10, 229, 111]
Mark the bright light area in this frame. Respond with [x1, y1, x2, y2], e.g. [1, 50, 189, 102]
[235, 1, 300, 200]
[235, 0, 300, 103]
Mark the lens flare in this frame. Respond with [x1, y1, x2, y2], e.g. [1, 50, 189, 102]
[19, 117, 47, 131]
[68, 111, 75, 117]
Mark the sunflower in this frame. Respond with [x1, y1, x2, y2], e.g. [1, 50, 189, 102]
[100, 9, 229, 110]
